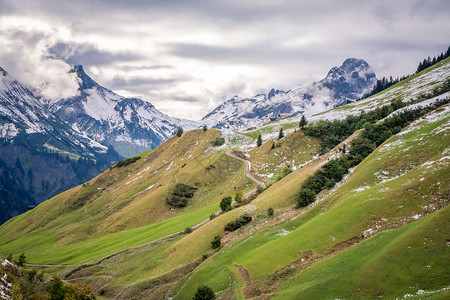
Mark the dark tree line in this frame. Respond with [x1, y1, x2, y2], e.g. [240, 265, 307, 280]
[416, 45, 450, 73]
[297, 98, 449, 208]
[304, 99, 407, 154]
[360, 45, 450, 100]
[362, 75, 410, 99]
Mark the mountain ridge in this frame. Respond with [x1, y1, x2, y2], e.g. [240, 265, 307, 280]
[45, 65, 199, 157]
[202, 57, 377, 129]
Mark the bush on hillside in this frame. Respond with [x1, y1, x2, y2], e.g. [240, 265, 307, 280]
[296, 188, 316, 208]
[212, 137, 225, 146]
[211, 235, 221, 249]
[167, 183, 198, 207]
[176, 127, 184, 137]
[234, 191, 244, 203]
[114, 156, 141, 168]
[193, 285, 216, 300]
[268, 207, 274, 216]
[224, 214, 252, 232]
[220, 196, 233, 212]
[256, 134, 262, 147]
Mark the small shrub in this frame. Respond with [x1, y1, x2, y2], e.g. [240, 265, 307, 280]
[256, 185, 266, 194]
[220, 196, 232, 212]
[281, 165, 292, 177]
[176, 127, 184, 137]
[167, 183, 198, 207]
[206, 164, 216, 170]
[268, 207, 274, 216]
[15, 253, 26, 267]
[224, 214, 252, 232]
[184, 227, 192, 234]
[212, 137, 225, 146]
[202, 254, 209, 260]
[114, 156, 141, 168]
[193, 285, 216, 300]
[299, 115, 307, 128]
[256, 134, 262, 147]
[234, 191, 244, 203]
[203, 125, 208, 131]
[296, 188, 316, 208]
[209, 213, 216, 220]
[211, 235, 221, 249]
[278, 128, 284, 139]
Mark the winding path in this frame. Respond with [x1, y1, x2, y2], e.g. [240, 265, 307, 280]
[26, 148, 264, 270]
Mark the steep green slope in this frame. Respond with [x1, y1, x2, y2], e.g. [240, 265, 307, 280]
[0, 129, 255, 264]
[170, 103, 449, 298]
[0, 59, 448, 300]
[274, 206, 450, 299]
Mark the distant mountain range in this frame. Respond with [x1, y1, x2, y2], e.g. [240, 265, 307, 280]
[44, 66, 198, 158]
[0, 66, 197, 223]
[0, 58, 375, 223]
[0, 66, 121, 223]
[202, 58, 377, 129]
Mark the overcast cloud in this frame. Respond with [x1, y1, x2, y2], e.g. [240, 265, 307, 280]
[0, 0, 449, 119]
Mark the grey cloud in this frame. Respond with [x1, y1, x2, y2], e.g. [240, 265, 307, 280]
[110, 76, 179, 89]
[47, 42, 143, 66]
[107, 75, 189, 96]
[120, 65, 174, 71]
[170, 96, 200, 103]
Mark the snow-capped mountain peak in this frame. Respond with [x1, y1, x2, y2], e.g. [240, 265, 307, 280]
[45, 65, 199, 157]
[202, 58, 377, 129]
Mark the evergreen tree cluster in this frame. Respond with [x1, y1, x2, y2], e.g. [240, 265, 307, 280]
[416, 46, 450, 73]
[113, 156, 141, 168]
[296, 98, 448, 208]
[362, 75, 410, 99]
[304, 99, 407, 154]
[359, 45, 450, 101]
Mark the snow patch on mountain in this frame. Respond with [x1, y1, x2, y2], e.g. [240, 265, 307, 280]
[202, 58, 377, 129]
[45, 65, 199, 157]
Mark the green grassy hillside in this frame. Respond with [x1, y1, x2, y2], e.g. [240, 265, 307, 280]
[0, 59, 448, 300]
[169, 103, 449, 299]
[0, 129, 255, 264]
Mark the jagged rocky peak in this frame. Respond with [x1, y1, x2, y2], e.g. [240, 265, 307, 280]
[321, 58, 376, 102]
[71, 65, 100, 91]
[324, 58, 375, 83]
[268, 88, 285, 99]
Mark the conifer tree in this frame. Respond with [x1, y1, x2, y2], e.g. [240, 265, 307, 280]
[203, 125, 207, 132]
[256, 134, 262, 147]
[300, 115, 307, 129]
[176, 127, 184, 137]
[278, 128, 284, 139]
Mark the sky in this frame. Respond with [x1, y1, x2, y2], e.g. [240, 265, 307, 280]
[1, 0, 449, 120]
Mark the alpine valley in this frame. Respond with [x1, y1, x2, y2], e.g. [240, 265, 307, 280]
[0, 51, 449, 300]
[0, 57, 377, 223]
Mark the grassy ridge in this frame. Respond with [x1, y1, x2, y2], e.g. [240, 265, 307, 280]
[274, 206, 450, 299]
[172, 104, 449, 298]
[0, 129, 255, 264]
